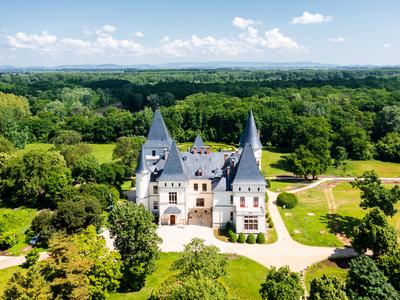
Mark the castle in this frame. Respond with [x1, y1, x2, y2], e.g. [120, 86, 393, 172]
[135, 110, 267, 233]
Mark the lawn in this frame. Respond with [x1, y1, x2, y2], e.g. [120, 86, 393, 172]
[326, 159, 400, 178]
[268, 179, 310, 192]
[0, 208, 37, 255]
[16, 143, 115, 164]
[109, 252, 267, 300]
[304, 259, 349, 293]
[280, 181, 400, 247]
[0, 266, 21, 296]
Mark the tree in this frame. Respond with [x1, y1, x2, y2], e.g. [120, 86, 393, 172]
[79, 183, 119, 209]
[309, 275, 348, 300]
[51, 130, 82, 147]
[0, 150, 72, 208]
[287, 145, 328, 180]
[3, 266, 52, 300]
[54, 197, 102, 234]
[351, 170, 400, 217]
[59, 143, 92, 168]
[30, 209, 57, 246]
[157, 274, 228, 300]
[0, 135, 14, 153]
[346, 255, 399, 300]
[112, 136, 145, 175]
[376, 249, 400, 291]
[24, 248, 40, 268]
[352, 207, 398, 258]
[259, 266, 304, 300]
[171, 238, 228, 279]
[96, 162, 126, 192]
[376, 132, 400, 162]
[73, 154, 100, 183]
[108, 202, 161, 291]
[42, 226, 122, 300]
[374, 105, 400, 139]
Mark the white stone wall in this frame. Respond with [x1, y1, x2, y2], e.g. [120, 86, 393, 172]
[212, 191, 234, 228]
[158, 180, 189, 225]
[136, 172, 150, 209]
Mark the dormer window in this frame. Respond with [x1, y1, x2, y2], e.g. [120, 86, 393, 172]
[197, 168, 203, 176]
[152, 150, 156, 156]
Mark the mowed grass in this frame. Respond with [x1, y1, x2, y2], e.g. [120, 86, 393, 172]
[304, 259, 349, 293]
[279, 183, 344, 247]
[326, 159, 400, 178]
[16, 143, 115, 164]
[268, 179, 310, 192]
[280, 181, 400, 247]
[0, 208, 37, 255]
[109, 252, 267, 300]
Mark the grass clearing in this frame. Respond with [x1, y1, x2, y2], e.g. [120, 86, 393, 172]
[109, 252, 267, 300]
[326, 159, 400, 178]
[304, 259, 349, 293]
[281, 181, 400, 246]
[268, 179, 310, 192]
[0, 208, 37, 255]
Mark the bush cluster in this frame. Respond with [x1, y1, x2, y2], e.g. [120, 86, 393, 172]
[256, 233, 266, 244]
[228, 230, 237, 242]
[276, 192, 298, 209]
[237, 233, 246, 243]
[246, 233, 256, 244]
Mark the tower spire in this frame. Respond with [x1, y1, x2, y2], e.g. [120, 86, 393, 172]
[239, 110, 262, 150]
[136, 146, 150, 174]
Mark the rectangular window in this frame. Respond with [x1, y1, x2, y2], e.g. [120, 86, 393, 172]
[153, 186, 158, 195]
[230, 195, 233, 205]
[202, 183, 207, 191]
[194, 183, 198, 191]
[169, 192, 177, 204]
[153, 201, 159, 210]
[240, 197, 245, 208]
[244, 216, 258, 230]
[152, 150, 156, 156]
[196, 198, 205, 207]
[230, 211, 233, 221]
[253, 197, 259, 208]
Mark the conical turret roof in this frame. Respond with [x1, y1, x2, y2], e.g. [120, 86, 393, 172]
[158, 141, 189, 181]
[239, 111, 262, 150]
[192, 134, 205, 150]
[136, 146, 150, 174]
[144, 109, 173, 148]
[232, 143, 266, 185]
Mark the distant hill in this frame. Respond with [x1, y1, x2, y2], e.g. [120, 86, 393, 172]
[0, 61, 399, 72]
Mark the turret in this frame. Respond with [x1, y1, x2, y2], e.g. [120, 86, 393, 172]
[239, 111, 262, 169]
[135, 146, 151, 208]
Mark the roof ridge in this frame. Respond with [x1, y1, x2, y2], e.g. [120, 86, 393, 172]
[158, 141, 189, 181]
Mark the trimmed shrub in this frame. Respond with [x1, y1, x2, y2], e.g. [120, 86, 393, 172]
[225, 221, 233, 232]
[246, 233, 256, 244]
[228, 229, 237, 243]
[268, 218, 274, 229]
[256, 233, 266, 244]
[237, 233, 246, 243]
[276, 192, 298, 209]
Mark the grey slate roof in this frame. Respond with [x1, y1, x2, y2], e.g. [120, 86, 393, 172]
[136, 146, 150, 174]
[239, 111, 262, 150]
[158, 141, 189, 181]
[164, 206, 182, 214]
[232, 143, 266, 185]
[192, 134, 205, 149]
[143, 109, 173, 148]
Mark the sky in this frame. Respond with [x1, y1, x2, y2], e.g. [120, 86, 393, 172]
[0, 0, 399, 66]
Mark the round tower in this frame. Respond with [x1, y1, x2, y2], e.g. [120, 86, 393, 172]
[135, 146, 151, 209]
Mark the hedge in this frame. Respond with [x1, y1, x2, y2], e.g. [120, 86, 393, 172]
[246, 233, 256, 244]
[276, 192, 298, 209]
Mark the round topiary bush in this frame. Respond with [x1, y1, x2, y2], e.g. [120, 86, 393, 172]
[268, 217, 274, 228]
[256, 233, 266, 244]
[228, 229, 237, 243]
[246, 233, 256, 244]
[276, 192, 298, 209]
[237, 233, 246, 243]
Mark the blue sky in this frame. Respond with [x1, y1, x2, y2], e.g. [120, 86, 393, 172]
[0, 0, 398, 66]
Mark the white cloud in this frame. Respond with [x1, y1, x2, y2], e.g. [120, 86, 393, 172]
[95, 25, 116, 37]
[232, 17, 255, 29]
[382, 43, 391, 48]
[329, 37, 345, 43]
[160, 36, 170, 43]
[291, 12, 332, 24]
[134, 31, 144, 38]
[264, 28, 299, 49]
[6, 31, 57, 49]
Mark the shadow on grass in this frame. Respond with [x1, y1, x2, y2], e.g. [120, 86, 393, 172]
[270, 157, 293, 173]
[320, 213, 361, 238]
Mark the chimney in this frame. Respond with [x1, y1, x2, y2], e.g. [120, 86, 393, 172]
[200, 146, 205, 155]
[230, 159, 235, 170]
[227, 166, 230, 177]
[193, 146, 197, 154]
[163, 149, 168, 160]
[206, 146, 211, 154]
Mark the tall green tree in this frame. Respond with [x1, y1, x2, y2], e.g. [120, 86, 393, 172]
[112, 136, 145, 175]
[259, 266, 304, 300]
[346, 255, 399, 300]
[171, 238, 228, 279]
[351, 170, 400, 216]
[308, 275, 348, 300]
[108, 202, 161, 291]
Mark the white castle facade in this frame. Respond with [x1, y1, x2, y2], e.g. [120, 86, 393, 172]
[135, 110, 267, 234]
